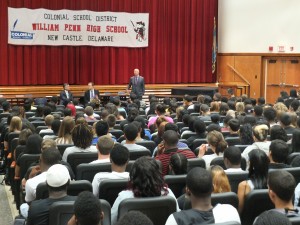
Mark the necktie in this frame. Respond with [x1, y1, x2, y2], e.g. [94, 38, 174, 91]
[90, 90, 94, 99]
[66, 91, 69, 99]
[135, 76, 138, 85]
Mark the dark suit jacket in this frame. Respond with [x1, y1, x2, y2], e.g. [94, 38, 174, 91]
[60, 90, 73, 106]
[84, 89, 100, 105]
[127, 75, 145, 98]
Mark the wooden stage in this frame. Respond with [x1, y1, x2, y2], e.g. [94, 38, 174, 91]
[0, 83, 218, 105]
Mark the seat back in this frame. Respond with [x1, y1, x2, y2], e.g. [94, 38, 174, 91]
[234, 145, 250, 153]
[182, 192, 239, 210]
[36, 126, 48, 134]
[164, 175, 186, 198]
[210, 157, 226, 169]
[98, 179, 129, 206]
[281, 167, 300, 184]
[192, 138, 207, 151]
[226, 171, 249, 193]
[49, 199, 111, 225]
[287, 153, 300, 165]
[289, 216, 300, 225]
[19, 154, 40, 179]
[109, 130, 124, 139]
[136, 141, 156, 154]
[57, 144, 74, 156]
[225, 137, 241, 146]
[8, 132, 20, 153]
[76, 161, 134, 182]
[129, 149, 151, 160]
[181, 132, 197, 140]
[187, 158, 206, 171]
[241, 189, 274, 225]
[67, 152, 98, 175]
[118, 196, 177, 225]
[30, 120, 46, 128]
[36, 180, 92, 200]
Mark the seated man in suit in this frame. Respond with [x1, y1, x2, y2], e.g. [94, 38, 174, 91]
[126, 68, 145, 100]
[60, 83, 73, 106]
[84, 82, 100, 106]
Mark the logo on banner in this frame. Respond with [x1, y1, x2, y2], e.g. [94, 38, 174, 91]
[10, 19, 34, 40]
[131, 20, 146, 42]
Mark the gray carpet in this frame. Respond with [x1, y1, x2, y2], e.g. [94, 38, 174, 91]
[0, 175, 13, 225]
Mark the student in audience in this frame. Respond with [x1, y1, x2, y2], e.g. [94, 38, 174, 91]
[68, 191, 104, 225]
[122, 123, 148, 151]
[131, 121, 146, 142]
[148, 104, 174, 128]
[239, 123, 254, 145]
[24, 148, 62, 205]
[116, 211, 153, 225]
[43, 119, 61, 140]
[26, 164, 75, 225]
[165, 123, 189, 149]
[267, 170, 300, 216]
[223, 146, 243, 172]
[198, 131, 228, 169]
[210, 165, 231, 193]
[237, 149, 269, 213]
[120, 107, 139, 131]
[92, 144, 129, 197]
[106, 114, 117, 130]
[134, 115, 152, 140]
[270, 125, 288, 142]
[156, 130, 196, 176]
[242, 124, 270, 162]
[183, 95, 194, 110]
[111, 157, 179, 224]
[280, 113, 296, 135]
[55, 116, 75, 145]
[62, 124, 97, 162]
[199, 104, 211, 121]
[263, 106, 277, 127]
[227, 118, 240, 137]
[168, 153, 188, 175]
[253, 210, 292, 225]
[4, 116, 22, 150]
[268, 139, 291, 169]
[291, 129, 300, 153]
[165, 167, 240, 225]
[90, 135, 114, 164]
[84, 106, 98, 122]
[39, 114, 54, 135]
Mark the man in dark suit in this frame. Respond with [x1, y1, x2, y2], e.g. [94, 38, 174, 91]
[127, 68, 145, 100]
[60, 83, 73, 106]
[84, 82, 100, 106]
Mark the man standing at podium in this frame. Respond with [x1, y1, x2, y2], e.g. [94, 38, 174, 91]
[84, 82, 100, 106]
[127, 68, 145, 100]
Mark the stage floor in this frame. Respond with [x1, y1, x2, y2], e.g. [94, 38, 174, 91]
[171, 87, 218, 98]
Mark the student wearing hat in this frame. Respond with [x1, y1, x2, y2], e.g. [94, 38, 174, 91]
[27, 164, 76, 225]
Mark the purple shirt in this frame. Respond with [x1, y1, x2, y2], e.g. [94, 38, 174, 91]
[148, 116, 174, 128]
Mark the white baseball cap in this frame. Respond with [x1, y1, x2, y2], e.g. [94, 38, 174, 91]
[46, 164, 70, 187]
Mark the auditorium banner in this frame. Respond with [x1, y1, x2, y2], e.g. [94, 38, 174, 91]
[8, 7, 149, 47]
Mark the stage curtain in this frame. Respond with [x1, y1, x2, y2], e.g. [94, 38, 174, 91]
[0, 0, 218, 86]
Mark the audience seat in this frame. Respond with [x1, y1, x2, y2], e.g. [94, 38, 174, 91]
[136, 140, 156, 154]
[210, 157, 226, 169]
[36, 180, 93, 200]
[129, 149, 151, 160]
[109, 130, 124, 139]
[241, 189, 274, 225]
[226, 171, 249, 193]
[76, 161, 134, 182]
[49, 199, 111, 225]
[57, 144, 74, 156]
[289, 216, 300, 225]
[117, 196, 177, 225]
[67, 152, 98, 176]
[30, 120, 46, 128]
[98, 179, 129, 206]
[225, 137, 241, 146]
[287, 152, 300, 165]
[187, 158, 206, 171]
[178, 192, 239, 211]
[36, 126, 48, 134]
[192, 138, 207, 151]
[182, 132, 197, 140]
[234, 145, 250, 153]
[164, 174, 186, 198]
